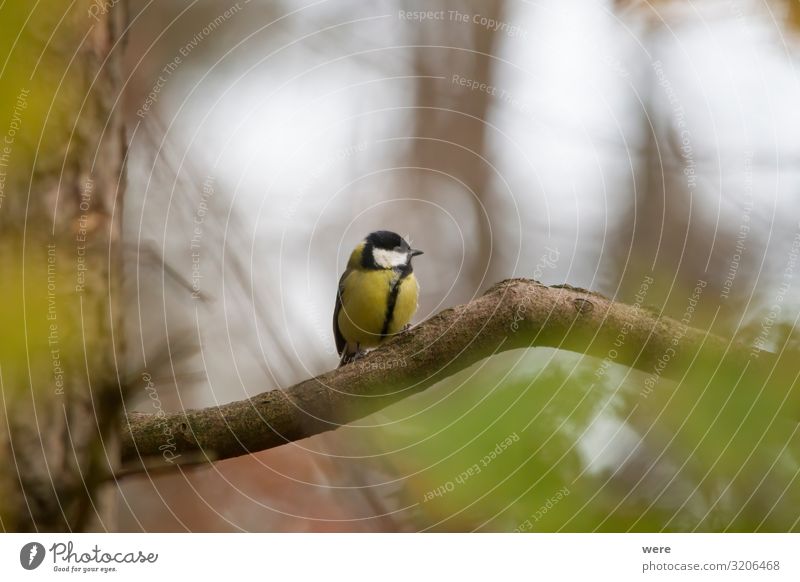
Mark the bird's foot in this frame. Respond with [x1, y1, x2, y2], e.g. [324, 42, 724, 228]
[339, 349, 368, 367]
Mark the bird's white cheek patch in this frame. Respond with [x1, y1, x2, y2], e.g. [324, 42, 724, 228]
[373, 248, 408, 268]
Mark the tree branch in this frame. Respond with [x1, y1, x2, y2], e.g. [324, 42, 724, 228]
[121, 278, 775, 466]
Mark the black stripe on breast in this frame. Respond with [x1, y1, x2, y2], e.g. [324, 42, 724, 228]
[380, 265, 411, 338]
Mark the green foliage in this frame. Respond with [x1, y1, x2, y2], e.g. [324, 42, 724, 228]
[354, 338, 800, 531]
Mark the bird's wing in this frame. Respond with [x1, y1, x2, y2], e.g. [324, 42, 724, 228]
[332, 269, 349, 356]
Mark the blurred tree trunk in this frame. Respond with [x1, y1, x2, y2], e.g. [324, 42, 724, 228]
[0, 3, 127, 531]
[406, 0, 505, 293]
[789, 0, 800, 31]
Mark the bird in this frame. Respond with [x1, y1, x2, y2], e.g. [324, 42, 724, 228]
[333, 230, 423, 367]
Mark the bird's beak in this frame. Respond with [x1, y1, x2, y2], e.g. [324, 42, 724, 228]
[410, 249, 424, 257]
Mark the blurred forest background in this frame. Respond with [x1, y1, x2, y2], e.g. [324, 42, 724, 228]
[56, 0, 800, 530]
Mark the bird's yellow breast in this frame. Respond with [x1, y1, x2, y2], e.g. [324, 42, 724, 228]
[337, 269, 419, 348]
[388, 274, 419, 334]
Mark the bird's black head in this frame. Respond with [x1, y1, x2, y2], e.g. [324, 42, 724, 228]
[362, 230, 423, 270]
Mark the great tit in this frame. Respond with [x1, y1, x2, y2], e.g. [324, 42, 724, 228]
[334, 230, 423, 366]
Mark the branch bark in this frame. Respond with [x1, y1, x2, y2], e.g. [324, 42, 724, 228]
[121, 279, 778, 466]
